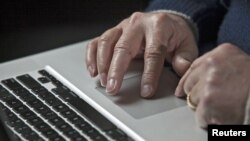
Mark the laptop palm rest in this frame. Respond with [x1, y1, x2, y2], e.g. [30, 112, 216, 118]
[96, 67, 186, 119]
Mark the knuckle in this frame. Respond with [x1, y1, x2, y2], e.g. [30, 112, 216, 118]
[99, 32, 112, 45]
[114, 41, 133, 57]
[218, 43, 235, 49]
[216, 43, 238, 54]
[145, 45, 165, 59]
[203, 56, 220, 67]
[205, 71, 219, 86]
[130, 12, 143, 20]
[129, 12, 144, 24]
[151, 13, 169, 24]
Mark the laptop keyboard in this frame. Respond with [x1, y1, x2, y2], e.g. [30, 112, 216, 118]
[0, 69, 134, 141]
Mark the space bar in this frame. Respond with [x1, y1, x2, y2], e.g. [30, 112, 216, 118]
[68, 97, 116, 131]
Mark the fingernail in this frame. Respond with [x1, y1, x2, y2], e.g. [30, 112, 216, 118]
[141, 84, 153, 98]
[88, 66, 95, 77]
[106, 79, 117, 94]
[99, 73, 107, 87]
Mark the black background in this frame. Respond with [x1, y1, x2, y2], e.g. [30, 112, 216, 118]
[0, 0, 149, 62]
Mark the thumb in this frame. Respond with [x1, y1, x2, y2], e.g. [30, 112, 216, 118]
[172, 43, 198, 76]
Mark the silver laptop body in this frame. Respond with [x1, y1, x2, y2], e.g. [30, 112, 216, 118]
[0, 41, 207, 141]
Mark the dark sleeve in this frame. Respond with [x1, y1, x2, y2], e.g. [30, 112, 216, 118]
[217, 0, 250, 55]
[146, 0, 227, 45]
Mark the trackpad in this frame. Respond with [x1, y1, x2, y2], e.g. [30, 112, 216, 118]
[96, 68, 186, 119]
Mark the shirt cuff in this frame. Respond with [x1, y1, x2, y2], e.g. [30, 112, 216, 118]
[150, 10, 199, 43]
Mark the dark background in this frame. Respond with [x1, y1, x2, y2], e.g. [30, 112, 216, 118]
[0, 0, 149, 63]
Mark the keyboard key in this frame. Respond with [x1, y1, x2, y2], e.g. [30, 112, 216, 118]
[27, 116, 43, 126]
[75, 120, 92, 132]
[42, 111, 57, 120]
[0, 85, 15, 101]
[0, 86, 11, 95]
[32, 86, 48, 95]
[53, 104, 70, 112]
[86, 128, 102, 140]
[4, 108, 18, 121]
[0, 92, 15, 102]
[51, 80, 63, 87]
[106, 128, 127, 140]
[68, 115, 83, 125]
[35, 122, 51, 133]
[37, 91, 55, 100]
[12, 87, 28, 94]
[20, 110, 36, 119]
[38, 77, 50, 84]
[16, 74, 41, 89]
[0, 103, 7, 111]
[8, 118, 23, 127]
[22, 130, 42, 141]
[13, 105, 29, 114]
[44, 97, 61, 107]
[49, 117, 65, 126]
[41, 128, 58, 139]
[64, 130, 80, 138]
[38, 70, 50, 77]
[33, 104, 51, 114]
[61, 109, 77, 119]
[38, 70, 63, 86]
[50, 135, 64, 141]
[71, 135, 87, 141]
[27, 99, 43, 107]
[13, 87, 30, 96]
[93, 135, 108, 141]
[52, 87, 77, 101]
[56, 123, 72, 132]
[15, 124, 30, 133]
[21, 94, 37, 102]
[1, 78, 23, 90]
[6, 98, 23, 108]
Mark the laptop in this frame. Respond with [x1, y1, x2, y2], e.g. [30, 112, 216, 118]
[0, 41, 207, 141]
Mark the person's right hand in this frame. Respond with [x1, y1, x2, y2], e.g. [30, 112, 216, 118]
[85, 11, 198, 98]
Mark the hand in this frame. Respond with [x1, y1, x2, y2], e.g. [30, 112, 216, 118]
[175, 43, 250, 127]
[85, 11, 198, 98]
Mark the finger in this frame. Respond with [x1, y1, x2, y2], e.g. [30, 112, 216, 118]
[172, 38, 198, 76]
[175, 52, 212, 97]
[187, 82, 202, 108]
[183, 65, 203, 95]
[97, 27, 122, 86]
[195, 101, 209, 128]
[106, 25, 144, 95]
[174, 65, 193, 97]
[141, 40, 166, 98]
[85, 37, 99, 77]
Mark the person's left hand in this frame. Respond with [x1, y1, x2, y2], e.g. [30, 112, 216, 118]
[175, 43, 250, 128]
